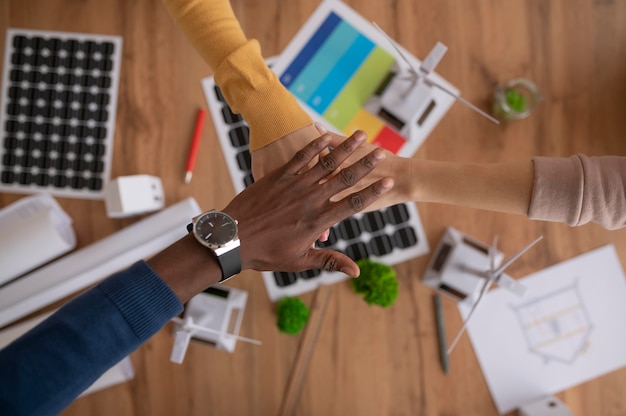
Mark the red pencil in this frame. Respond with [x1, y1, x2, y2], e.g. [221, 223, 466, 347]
[184, 108, 207, 184]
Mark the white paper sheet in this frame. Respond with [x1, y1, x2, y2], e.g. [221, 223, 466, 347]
[459, 245, 626, 414]
[0, 194, 76, 285]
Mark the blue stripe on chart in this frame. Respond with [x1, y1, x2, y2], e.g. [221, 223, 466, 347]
[286, 21, 359, 103]
[307, 34, 375, 114]
[279, 12, 341, 88]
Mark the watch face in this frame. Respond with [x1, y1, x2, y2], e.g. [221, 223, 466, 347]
[195, 211, 238, 247]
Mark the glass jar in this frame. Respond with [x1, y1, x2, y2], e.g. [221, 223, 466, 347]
[492, 78, 540, 121]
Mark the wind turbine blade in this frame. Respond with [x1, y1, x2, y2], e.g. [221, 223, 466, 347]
[427, 79, 500, 124]
[372, 22, 419, 77]
[493, 235, 543, 277]
[192, 324, 262, 345]
[171, 317, 262, 346]
[489, 235, 499, 271]
[420, 42, 448, 74]
[447, 278, 493, 355]
[457, 264, 489, 278]
[373, 21, 499, 125]
[170, 329, 192, 364]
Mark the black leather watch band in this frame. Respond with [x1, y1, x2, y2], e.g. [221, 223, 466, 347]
[187, 222, 241, 283]
[218, 247, 241, 282]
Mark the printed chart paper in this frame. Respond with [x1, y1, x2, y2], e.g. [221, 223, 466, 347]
[271, 0, 456, 157]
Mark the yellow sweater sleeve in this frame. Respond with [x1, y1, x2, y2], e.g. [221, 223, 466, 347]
[163, 0, 313, 151]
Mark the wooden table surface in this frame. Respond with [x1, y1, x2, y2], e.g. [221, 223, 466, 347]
[2, 0, 626, 415]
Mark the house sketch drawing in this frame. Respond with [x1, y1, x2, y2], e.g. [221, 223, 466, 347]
[511, 279, 593, 365]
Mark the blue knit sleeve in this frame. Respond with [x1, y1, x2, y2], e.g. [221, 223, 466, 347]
[0, 261, 183, 416]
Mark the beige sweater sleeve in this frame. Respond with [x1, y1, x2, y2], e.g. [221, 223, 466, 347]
[528, 155, 626, 229]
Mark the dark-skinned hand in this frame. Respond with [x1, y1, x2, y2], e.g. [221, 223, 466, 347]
[224, 130, 393, 277]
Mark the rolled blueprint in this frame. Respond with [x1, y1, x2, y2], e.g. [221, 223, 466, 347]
[0, 197, 201, 328]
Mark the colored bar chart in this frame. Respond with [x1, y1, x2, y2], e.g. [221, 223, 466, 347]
[278, 12, 406, 153]
[306, 34, 374, 113]
[323, 47, 395, 131]
[279, 13, 341, 87]
[285, 18, 358, 102]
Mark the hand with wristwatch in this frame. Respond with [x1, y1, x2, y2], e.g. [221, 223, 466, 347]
[148, 131, 393, 303]
[0, 131, 392, 415]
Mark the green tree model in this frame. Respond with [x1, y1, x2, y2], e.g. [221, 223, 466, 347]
[276, 297, 310, 334]
[351, 259, 398, 307]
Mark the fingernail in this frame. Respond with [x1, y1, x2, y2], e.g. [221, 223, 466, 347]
[315, 122, 327, 134]
[373, 148, 385, 160]
[341, 267, 356, 277]
[353, 130, 366, 143]
[381, 178, 394, 189]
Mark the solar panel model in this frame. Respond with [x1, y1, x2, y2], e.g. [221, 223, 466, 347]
[0, 29, 122, 198]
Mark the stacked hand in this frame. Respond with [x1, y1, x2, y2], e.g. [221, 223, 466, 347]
[227, 130, 393, 277]
[251, 124, 411, 212]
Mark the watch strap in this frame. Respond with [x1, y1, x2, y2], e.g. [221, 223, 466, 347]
[186, 222, 241, 283]
[218, 246, 241, 283]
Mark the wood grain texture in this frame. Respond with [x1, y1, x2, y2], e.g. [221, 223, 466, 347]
[0, 0, 625, 415]
[278, 284, 333, 416]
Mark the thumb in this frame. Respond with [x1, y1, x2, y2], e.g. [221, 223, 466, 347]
[303, 248, 361, 278]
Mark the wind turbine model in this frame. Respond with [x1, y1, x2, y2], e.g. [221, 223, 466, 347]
[372, 23, 500, 126]
[170, 286, 261, 364]
[422, 227, 542, 354]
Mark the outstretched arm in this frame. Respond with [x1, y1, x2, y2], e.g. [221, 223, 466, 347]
[160, 0, 533, 215]
[162, 0, 626, 230]
[162, 0, 317, 157]
[321, 130, 626, 229]
[154, 130, 393, 303]
[0, 133, 391, 415]
[325, 135, 534, 216]
[400, 159, 534, 216]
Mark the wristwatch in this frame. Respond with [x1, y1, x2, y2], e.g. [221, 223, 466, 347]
[187, 210, 241, 283]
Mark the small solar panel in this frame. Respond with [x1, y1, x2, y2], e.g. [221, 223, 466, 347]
[0, 29, 122, 198]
